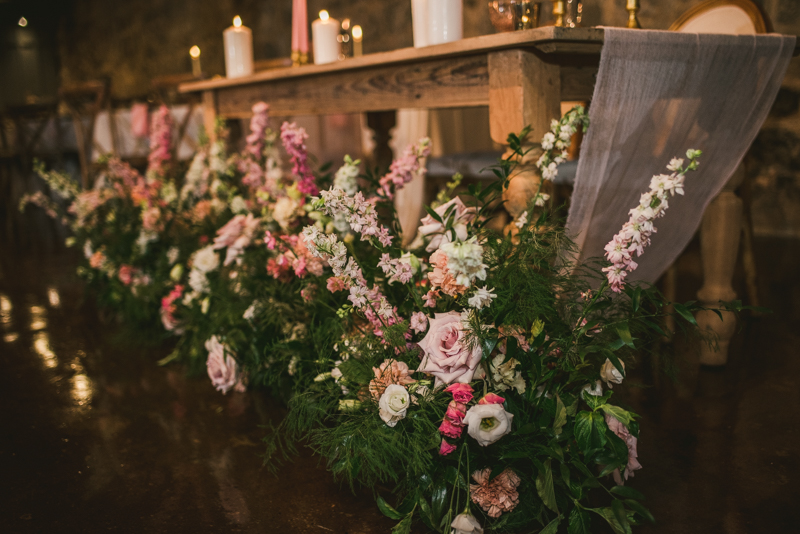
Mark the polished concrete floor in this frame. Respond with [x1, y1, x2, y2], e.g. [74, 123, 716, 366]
[1, 238, 798, 533]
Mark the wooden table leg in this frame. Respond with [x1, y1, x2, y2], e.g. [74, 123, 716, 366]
[488, 49, 561, 229]
[696, 164, 745, 366]
[366, 110, 397, 172]
[202, 90, 218, 144]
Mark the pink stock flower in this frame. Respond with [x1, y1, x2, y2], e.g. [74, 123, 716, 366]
[378, 137, 431, 199]
[141, 206, 162, 232]
[368, 359, 416, 400]
[445, 383, 475, 404]
[470, 468, 521, 518]
[147, 105, 173, 176]
[417, 311, 483, 387]
[478, 393, 506, 405]
[213, 213, 260, 266]
[439, 439, 457, 456]
[280, 122, 318, 196]
[438, 418, 464, 438]
[605, 413, 642, 485]
[410, 311, 428, 333]
[423, 289, 439, 308]
[301, 284, 318, 302]
[160, 285, 184, 332]
[263, 231, 277, 250]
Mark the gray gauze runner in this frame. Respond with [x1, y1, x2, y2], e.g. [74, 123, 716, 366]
[566, 28, 795, 282]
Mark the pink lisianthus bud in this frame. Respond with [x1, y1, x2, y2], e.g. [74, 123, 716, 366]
[439, 418, 464, 438]
[478, 393, 506, 405]
[445, 383, 475, 404]
[439, 439, 457, 456]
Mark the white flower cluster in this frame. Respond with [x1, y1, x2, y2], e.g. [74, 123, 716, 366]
[536, 106, 589, 181]
[439, 237, 487, 288]
[315, 187, 393, 247]
[187, 245, 220, 296]
[333, 155, 360, 196]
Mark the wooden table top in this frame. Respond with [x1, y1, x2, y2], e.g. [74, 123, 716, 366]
[179, 26, 605, 95]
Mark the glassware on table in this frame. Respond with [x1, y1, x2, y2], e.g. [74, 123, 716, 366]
[488, 1, 541, 32]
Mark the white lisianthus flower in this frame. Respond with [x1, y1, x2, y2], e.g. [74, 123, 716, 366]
[230, 195, 248, 214]
[462, 403, 514, 446]
[378, 384, 410, 427]
[582, 380, 604, 397]
[491, 355, 526, 394]
[188, 269, 209, 293]
[192, 245, 220, 273]
[600, 358, 625, 388]
[451, 512, 484, 534]
[440, 237, 487, 288]
[273, 196, 300, 230]
[468, 287, 496, 310]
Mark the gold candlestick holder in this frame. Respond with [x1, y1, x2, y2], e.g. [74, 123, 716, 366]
[552, 0, 565, 27]
[291, 49, 309, 66]
[626, 0, 641, 29]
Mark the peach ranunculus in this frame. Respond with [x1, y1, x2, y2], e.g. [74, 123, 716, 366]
[418, 197, 476, 252]
[89, 251, 106, 269]
[427, 249, 467, 297]
[470, 468, 521, 518]
[368, 359, 416, 400]
[605, 413, 642, 485]
[417, 312, 483, 387]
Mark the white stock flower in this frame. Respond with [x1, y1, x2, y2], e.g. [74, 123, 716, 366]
[600, 358, 625, 388]
[288, 355, 300, 376]
[666, 158, 684, 171]
[273, 196, 300, 230]
[541, 132, 556, 151]
[188, 269, 209, 293]
[83, 240, 93, 259]
[451, 512, 484, 534]
[440, 238, 487, 288]
[136, 230, 158, 255]
[333, 157, 360, 196]
[462, 403, 514, 446]
[192, 245, 220, 273]
[378, 384, 410, 427]
[243, 301, 261, 320]
[514, 211, 528, 229]
[468, 287, 496, 310]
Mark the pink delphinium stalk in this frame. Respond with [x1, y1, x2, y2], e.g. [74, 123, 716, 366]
[280, 122, 318, 196]
[147, 105, 173, 177]
[602, 150, 701, 292]
[378, 137, 431, 199]
[246, 102, 270, 158]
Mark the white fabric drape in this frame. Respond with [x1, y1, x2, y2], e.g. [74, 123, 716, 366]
[566, 28, 795, 282]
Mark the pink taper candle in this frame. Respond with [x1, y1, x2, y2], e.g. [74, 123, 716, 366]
[292, 0, 309, 64]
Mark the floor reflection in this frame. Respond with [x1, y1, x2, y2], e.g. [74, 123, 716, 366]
[32, 331, 58, 369]
[29, 305, 47, 331]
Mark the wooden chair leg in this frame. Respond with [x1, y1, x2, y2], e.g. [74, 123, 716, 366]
[696, 166, 745, 365]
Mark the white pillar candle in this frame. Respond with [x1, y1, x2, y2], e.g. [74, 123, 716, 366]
[411, 0, 429, 47]
[427, 0, 462, 45]
[223, 16, 254, 78]
[312, 10, 341, 64]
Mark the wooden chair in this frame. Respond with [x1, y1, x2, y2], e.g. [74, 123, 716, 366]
[669, 0, 771, 365]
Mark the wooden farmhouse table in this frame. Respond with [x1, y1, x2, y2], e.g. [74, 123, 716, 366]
[179, 26, 602, 150]
[179, 27, 795, 368]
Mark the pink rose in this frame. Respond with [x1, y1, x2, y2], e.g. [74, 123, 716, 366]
[205, 336, 245, 394]
[439, 439, 457, 456]
[605, 413, 642, 485]
[418, 197, 476, 252]
[439, 418, 464, 438]
[445, 383, 475, 403]
[417, 311, 483, 387]
[478, 393, 505, 405]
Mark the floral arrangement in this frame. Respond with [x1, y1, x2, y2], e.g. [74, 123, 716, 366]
[272, 109, 725, 534]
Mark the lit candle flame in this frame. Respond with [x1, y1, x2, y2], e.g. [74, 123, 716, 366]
[189, 45, 201, 58]
[18, 17, 28, 27]
[319, 10, 329, 22]
[352, 25, 363, 41]
[233, 15, 242, 27]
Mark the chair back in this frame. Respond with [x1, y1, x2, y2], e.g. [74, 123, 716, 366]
[669, 0, 771, 35]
